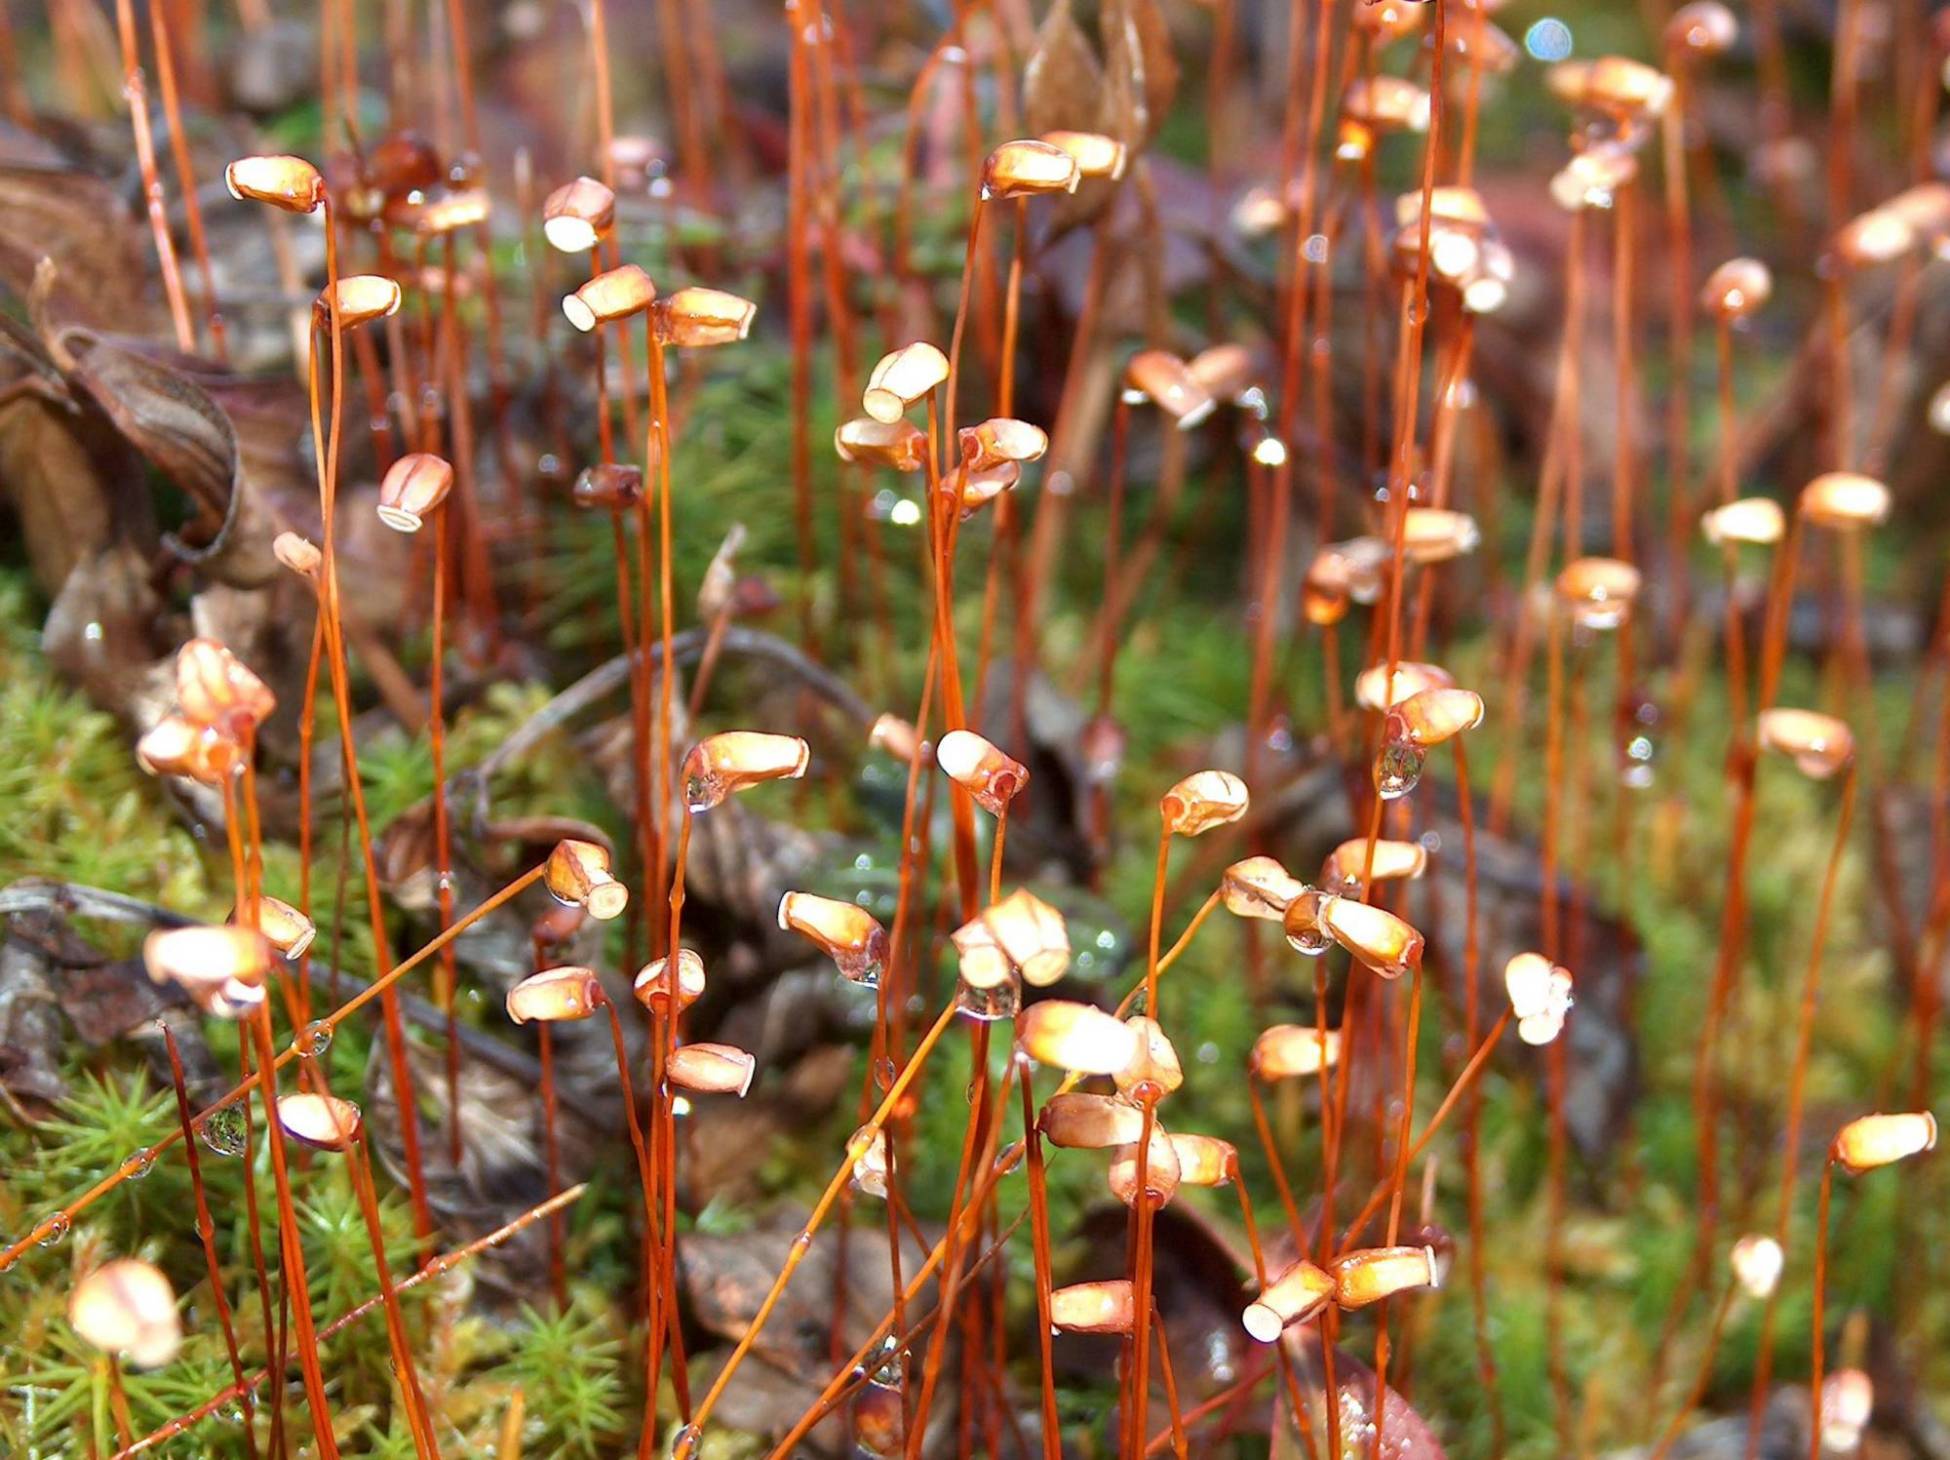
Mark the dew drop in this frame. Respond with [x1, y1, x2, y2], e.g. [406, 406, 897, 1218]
[299, 1021, 335, 1057]
[37, 1211, 71, 1246]
[120, 1149, 156, 1180]
[873, 1057, 896, 1091]
[1374, 739, 1426, 800]
[868, 1335, 906, 1388]
[665, 1423, 701, 1458]
[200, 1103, 250, 1158]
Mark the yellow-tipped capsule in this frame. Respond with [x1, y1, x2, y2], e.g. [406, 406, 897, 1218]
[1242, 1259, 1337, 1342]
[1505, 952, 1575, 1046]
[225, 154, 325, 212]
[1231, 184, 1290, 239]
[1833, 207, 1916, 267]
[1449, 16, 1521, 75]
[274, 532, 323, 578]
[1388, 687, 1485, 748]
[1666, 1, 1737, 56]
[1550, 142, 1641, 212]
[1116, 1017, 1184, 1099]
[1222, 856, 1307, 921]
[982, 889, 1071, 987]
[317, 274, 402, 329]
[1400, 508, 1481, 564]
[412, 188, 490, 235]
[951, 916, 1012, 991]
[1251, 1025, 1341, 1081]
[681, 732, 811, 811]
[1168, 1133, 1236, 1188]
[868, 713, 927, 766]
[854, 1384, 904, 1455]
[836, 418, 929, 472]
[778, 892, 890, 986]
[1123, 350, 1218, 429]
[1186, 344, 1258, 406]
[572, 463, 645, 511]
[1321, 897, 1424, 979]
[176, 638, 277, 733]
[1354, 660, 1455, 711]
[1342, 75, 1432, 136]
[506, 966, 605, 1024]
[863, 342, 950, 422]
[848, 1124, 891, 1198]
[1547, 55, 1674, 119]
[982, 138, 1081, 198]
[959, 417, 1049, 472]
[633, 950, 707, 1013]
[669, 1042, 757, 1097]
[1556, 557, 1642, 630]
[1702, 496, 1785, 546]
[1040, 130, 1128, 180]
[231, 895, 316, 960]
[1041, 1091, 1148, 1149]
[279, 1092, 363, 1150]
[936, 729, 1029, 817]
[1799, 472, 1891, 530]
[377, 452, 455, 532]
[1018, 1000, 1141, 1076]
[1160, 770, 1249, 836]
[70, 1260, 182, 1368]
[563, 264, 656, 331]
[1700, 257, 1772, 319]
[144, 926, 272, 1021]
[1323, 838, 1428, 896]
[1886, 181, 1950, 238]
[1729, 1234, 1784, 1299]
[1051, 1279, 1137, 1334]
[1831, 1111, 1936, 1174]
[541, 175, 615, 253]
[1756, 708, 1855, 780]
[545, 839, 629, 920]
[1819, 1370, 1875, 1453]
[136, 715, 233, 786]
[1331, 1245, 1442, 1309]
[951, 460, 1022, 519]
[1354, 0, 1424, 42]
[1108, 1127, 1181, 1208]
[655, 287, 758, 348]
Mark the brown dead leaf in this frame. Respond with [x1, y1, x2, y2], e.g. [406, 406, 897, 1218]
[0, 166, 161, 335]
[58, 328, 285, 588]
[40, 542, 170, 717]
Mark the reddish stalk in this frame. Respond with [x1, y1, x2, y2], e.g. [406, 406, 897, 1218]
[110, 0, 194, 352]
[1648, 1270, 1740, 1460]
[1806, 1161, 1837, 1460]
[1, 866, 544, 1269]
[246, 1006, 339, 1456]
[1017, 1067, 1061, 1459]
[673, 1000, 963, 1456]
[161, 1026, 259, 1459]
[1743, 766, 1859, 1455]
[427, 506, 463, 1165]
[147, 1, 226, 360]
[786, 13, 819, 646]
[117, 1186, 590, 1458]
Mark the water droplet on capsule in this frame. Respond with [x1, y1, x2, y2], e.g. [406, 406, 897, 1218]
[1374, 739, 1426, 800]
